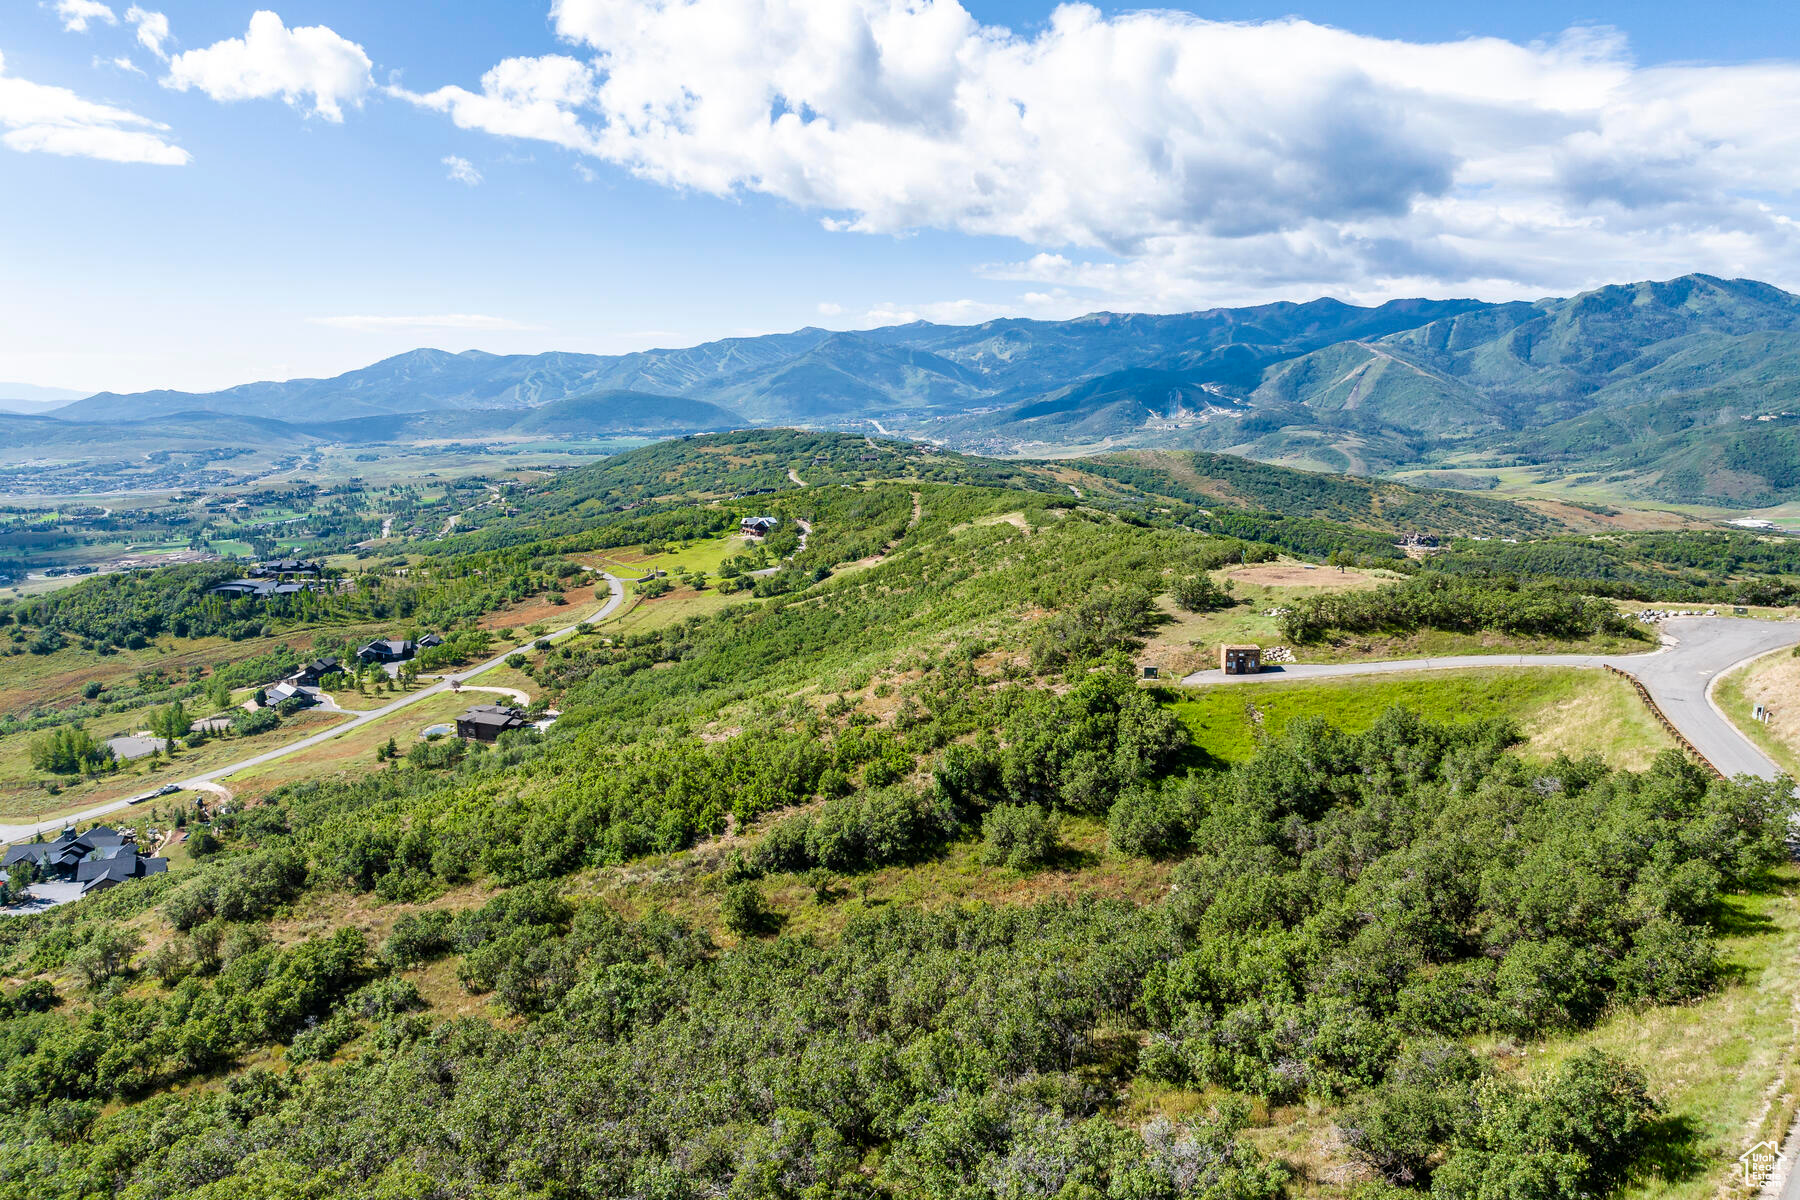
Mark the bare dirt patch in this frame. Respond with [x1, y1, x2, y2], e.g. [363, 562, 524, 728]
[1224, 563, 1384, 589]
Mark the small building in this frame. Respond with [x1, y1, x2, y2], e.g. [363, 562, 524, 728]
[740, 516, 779, 537]
[1141, 665, 1159, 680]
[419, 633, 443, 649]
[1220, 644, 1262, 675]
[456, 704, 527, 743]
[357, 637, 416, 664]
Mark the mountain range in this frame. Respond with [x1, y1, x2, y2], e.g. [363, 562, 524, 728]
[15, 274, 1800, 506]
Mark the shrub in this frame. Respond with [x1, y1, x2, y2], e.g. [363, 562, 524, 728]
[980, 803, 1058, 869]
[720, 882, 775, 936]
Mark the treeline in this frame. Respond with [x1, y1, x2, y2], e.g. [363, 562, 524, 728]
[1427, 530, 1800, 606]
[1078, 452, 1549, 536]
[1279, 575, 1641, 643]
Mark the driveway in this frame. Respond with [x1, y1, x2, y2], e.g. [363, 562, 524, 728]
[0, 574, 626, 845]
[1179, 616, 1800, 781]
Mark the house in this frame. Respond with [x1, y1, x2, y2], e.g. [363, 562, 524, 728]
[2, 826, 163, 892]
[252, 558, 322, 577]
[209, 578, 274, 599]
[209, 578, 318, 600]
[266, 681, 317, 708]
[357, 637, 416, 664]
[419, 633, 443, 649]
[456, 704, 527, 743]
[1220, 644, 1262, 675]
[75, 853, 167, 894]
[740, 516, 779, 537]
[288, 656, 341, 687]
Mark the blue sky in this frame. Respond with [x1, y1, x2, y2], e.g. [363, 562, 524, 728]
[5, 1, 1800, 395]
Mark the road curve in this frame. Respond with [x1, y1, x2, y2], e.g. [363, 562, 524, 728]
[1179, 616, 1800, 781]
[0, 574, 626, 844]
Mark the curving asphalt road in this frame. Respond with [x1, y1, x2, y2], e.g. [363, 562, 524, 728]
[0, 573, 626, 844]
[1180, 616, 1800, 781]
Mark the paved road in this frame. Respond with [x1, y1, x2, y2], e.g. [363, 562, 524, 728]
[0, 574, 626, 844]
[1180, 616, 1800, 781]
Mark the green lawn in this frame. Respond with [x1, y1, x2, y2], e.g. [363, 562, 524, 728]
[1167, 666, 1675, 768]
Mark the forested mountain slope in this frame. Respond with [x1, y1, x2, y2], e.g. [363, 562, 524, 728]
[30, 276, 1800, 504]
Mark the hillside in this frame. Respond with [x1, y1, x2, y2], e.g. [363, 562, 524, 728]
[0, 427, 1791, 1199]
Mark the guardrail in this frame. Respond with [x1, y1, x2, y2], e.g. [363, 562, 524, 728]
[1604, 664, 1725, 780]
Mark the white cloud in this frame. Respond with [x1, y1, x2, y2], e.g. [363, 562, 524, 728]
[125, 6, 171, 60]
[163, 10, 372, 122]
[54, 0, 116, 33]
[397, 1, 1800, 303]
[309, 314, 533, 332]
[815, 302, 844, 316]
[0, 49, 188, 165]
[99, 55, 144, 76]
[392, 55, 600, 152]
[442, 154, 482, 185]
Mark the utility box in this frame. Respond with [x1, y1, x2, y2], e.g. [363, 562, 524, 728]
[1220, 644, 1262, 675]
[1141, 665, 1159, 679]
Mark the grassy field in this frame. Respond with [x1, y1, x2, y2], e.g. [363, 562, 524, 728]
[1713, 648, 1800, 778]
[1166, 666, 1676, 768]
[225, 690, 483, 802]
[0, 708, 348, 823]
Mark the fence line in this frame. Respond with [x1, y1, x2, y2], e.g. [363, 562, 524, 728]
[1604, 664, 1725, 780]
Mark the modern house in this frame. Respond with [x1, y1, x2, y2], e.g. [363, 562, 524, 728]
[740, 516, 779, 537]
[3, 826, 167, 894]
[253, 558, 323, 577]
[456, 704, 527, 743]
[419, 633, 443, 649]
[357, 637, 416, 664]
[288, 656, 341, 687]
[209, 578, 318, 600]
[1220, 644, 1263, 675]
[266, 681, 318, 708]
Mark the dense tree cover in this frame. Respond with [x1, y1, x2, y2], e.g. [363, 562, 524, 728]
[1279, 575, 1642, 644]
[26, 724, 113, 775]
[1076, 453, 1551, 537]
[1426, 531, 1800, 605]
[0, 710, 1782, 1198]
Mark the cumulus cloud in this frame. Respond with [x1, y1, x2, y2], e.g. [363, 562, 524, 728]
[309, 313, 532, 332]
[125, 6, 171, 59]
[163, 10, 372, 122]
[393, 55, 601, 152]
[0, 49, 188, 164]
[442, 154, 482, 185]
[53, 0, 116, 33]
[390, 1, 1800, 304]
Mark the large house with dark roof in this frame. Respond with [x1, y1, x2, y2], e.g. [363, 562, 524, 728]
[287, 656, 341, 687]
[3, 826, 167, 895]
[252, 558, 323, 577]
[456, 704, 527, 743]
[357, 637, 416, 664]
[209, 578, 318, 600]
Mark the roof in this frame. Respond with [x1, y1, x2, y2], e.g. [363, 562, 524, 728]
[459, 705, 526, 728]
[361, 637, 414, 655]
[1220, 643, 1261, 651]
